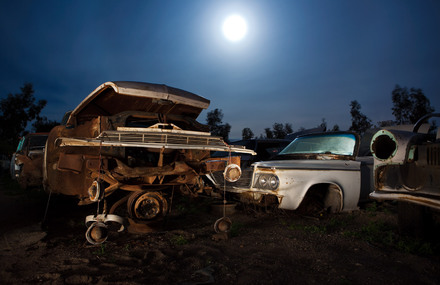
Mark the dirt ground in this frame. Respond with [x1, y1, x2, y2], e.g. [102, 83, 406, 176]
[1, 175, 440, 285]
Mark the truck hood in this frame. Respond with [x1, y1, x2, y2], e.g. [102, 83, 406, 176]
[67, 81, 210, 126]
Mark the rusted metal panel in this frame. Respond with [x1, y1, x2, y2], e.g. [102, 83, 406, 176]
[15, 154, 44, 188]
[57, 153, 83, 173]
[203, 156, 241, 172]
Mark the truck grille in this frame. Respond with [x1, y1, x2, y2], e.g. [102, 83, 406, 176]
[426, 145, 440, 166]
[99, 131, 227, 147]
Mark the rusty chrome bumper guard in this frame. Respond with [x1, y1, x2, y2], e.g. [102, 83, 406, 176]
[85, 214, 126, 245]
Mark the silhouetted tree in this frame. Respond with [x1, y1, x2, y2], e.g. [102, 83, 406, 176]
[32, 116, 59, 132]
[263, 123, 293, 139]
[206, 108, 231, 142]
[284, 123, 293, 134]
[318, 118, 327, 132]
[242, 127, 254, 140]
[264, 128, 273, 139]
[330, 124, 340, 131]
[349, 100, 373, 136]
[0, 83, 46, 148]
[272, 123, 286, 139]
[392, 85, 434, 124]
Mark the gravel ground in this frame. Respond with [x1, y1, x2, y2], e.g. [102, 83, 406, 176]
[1, 175, 440, 284]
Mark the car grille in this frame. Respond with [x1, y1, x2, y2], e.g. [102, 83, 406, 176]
[98, 131, 227, 147]
[426, 144, 440, 166]
[211, 168, 253, 188]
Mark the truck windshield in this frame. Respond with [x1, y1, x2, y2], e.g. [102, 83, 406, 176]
[279, 133, 357, 156]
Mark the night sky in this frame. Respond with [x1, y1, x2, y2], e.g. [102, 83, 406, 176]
[1, 0, 439, 139]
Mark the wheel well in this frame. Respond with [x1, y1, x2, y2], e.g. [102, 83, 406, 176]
[297, 183, 343, 214]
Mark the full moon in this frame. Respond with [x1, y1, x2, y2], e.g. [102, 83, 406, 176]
[222, 15, 247, 42]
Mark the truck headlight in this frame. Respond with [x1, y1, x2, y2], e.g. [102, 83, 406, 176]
[254, 173, 279, 190]
[371, 130, 397, 161]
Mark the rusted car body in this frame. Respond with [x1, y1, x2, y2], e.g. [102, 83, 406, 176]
[43, 81, 254, 243]
[219, 132, 373, 213]
[369, 113, 440, 234]
[10, 133, 49, 188]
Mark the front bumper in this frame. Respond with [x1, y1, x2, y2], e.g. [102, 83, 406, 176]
[370, 191, 440, 210]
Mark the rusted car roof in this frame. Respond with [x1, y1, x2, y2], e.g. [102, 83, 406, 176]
[67, 81, 210, 126]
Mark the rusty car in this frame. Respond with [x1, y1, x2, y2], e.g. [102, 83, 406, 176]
[43, 81, 254, 244]
[216, 132, 374, 214]
[369, 113, 440, 235]
[10, 132, 49, 188]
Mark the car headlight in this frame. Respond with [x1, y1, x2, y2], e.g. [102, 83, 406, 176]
[371, 130, 397, 161]
[253, 173, 279, 190]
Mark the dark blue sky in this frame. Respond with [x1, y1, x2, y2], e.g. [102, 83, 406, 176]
[1, 0, 439, 139]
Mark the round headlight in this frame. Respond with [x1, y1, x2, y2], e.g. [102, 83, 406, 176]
[259, 174, 268, 187]
[223, 164, 242, 182]
[255, 174, 279, 190]
[269, 176, 279, 190]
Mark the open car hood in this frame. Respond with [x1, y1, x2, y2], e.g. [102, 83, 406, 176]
[67, 81, 210, 126]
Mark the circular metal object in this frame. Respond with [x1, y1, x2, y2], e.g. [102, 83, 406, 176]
[88, 180, 102, 202]
[85, 214, 126, 232]
[370, 130, 397, 161]
[214, 216, 232, 233]
[128, 191, 168, 221]
[223, 164, 242, 183]
[85, 221, 108, 245]
[135, 194, 161, 220]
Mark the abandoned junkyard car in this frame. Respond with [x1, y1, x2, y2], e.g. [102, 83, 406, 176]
[10, 133, 49, 188]
[370, 113, 440, 234]
[218, 132, 373, 213]
[43, 81, 254, 244]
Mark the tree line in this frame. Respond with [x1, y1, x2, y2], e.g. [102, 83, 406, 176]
[0, 83, 435, 154]
[0, 83, 58, 153]
[207, 84, 435, 142]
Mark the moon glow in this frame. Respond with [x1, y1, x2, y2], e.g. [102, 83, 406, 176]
[222, 15, 247, 42]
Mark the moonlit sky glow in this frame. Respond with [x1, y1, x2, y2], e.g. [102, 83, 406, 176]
[1, 0, 439, 139]
[223, 15, 247, 41]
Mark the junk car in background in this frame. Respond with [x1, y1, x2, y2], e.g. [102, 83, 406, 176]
[10, 133, 49, 188]
[217, 132, 373, 214]
[43, 81, 254, 244]
[370, 113, 440, 235]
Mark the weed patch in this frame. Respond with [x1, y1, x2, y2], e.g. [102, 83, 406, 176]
[170, 234, 189, 246]
[229, 221, 243, 237]
[92, 243, 107, 256]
